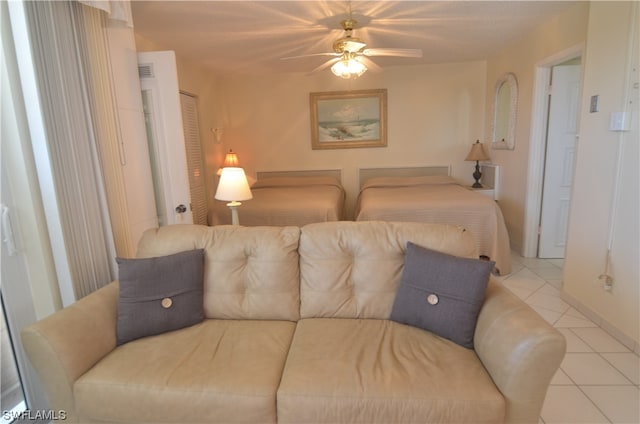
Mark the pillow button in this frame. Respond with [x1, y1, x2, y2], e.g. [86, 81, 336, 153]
[426, 294, 439, 305]
[161, 297, 173, 309]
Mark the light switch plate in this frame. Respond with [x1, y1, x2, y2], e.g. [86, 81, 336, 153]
[609, 112, 630, 131]
[590, 95, 599, 113]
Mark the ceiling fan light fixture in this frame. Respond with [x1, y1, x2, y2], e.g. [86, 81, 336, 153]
[280, 6, 421, 77]
[331, 54, 367, 79]
[333, 36, 367, 54]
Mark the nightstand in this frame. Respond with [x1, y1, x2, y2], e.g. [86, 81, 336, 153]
[467, 186, 495, 200]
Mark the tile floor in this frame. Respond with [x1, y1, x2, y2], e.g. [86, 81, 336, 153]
[496, 253, 640, 424]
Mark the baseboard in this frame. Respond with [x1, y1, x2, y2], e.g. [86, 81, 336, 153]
[560, 291, 640, 355]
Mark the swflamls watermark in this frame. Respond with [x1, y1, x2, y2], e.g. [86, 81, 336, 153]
[2, 409, 67, 421]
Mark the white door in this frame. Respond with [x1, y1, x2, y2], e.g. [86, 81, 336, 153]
[138, 51, 193, 225]
[538, 64, 581, 258]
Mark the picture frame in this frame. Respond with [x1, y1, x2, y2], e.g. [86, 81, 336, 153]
[310, 89, 387, 150]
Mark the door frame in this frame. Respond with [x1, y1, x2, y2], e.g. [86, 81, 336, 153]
[0, 167, 50, 413]
[523, 43, 585, 258]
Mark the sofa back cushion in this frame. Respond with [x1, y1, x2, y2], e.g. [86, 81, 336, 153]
[299, 221, 477, 319]
[136, 225, 301, 321]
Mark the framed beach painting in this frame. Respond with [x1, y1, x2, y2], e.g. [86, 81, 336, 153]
[310, 89, 387, 150]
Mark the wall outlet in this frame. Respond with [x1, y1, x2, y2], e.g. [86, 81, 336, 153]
[598, 274, 614, 291]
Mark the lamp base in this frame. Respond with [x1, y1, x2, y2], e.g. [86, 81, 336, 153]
[472, 161, 483, 188]
[227, 201, 242, 225]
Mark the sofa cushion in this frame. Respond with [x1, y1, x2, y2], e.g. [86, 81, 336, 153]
[299, 221, 477, 319]
[278, 318, 505, 423]
[116, 249, 204, 345]
[136, 225, 301, 321]
[390, 241, 494, 348]
[75, 320, 296, 423]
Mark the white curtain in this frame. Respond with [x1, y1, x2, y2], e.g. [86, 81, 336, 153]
[78, 0, 133, 26]
[23, 0, 121, 299]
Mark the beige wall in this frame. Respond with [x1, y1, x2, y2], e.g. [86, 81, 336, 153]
[107, 24, 159, 257]
[563, 2, 639, 346]
[484, 0, 639, 346]
[212, 62, 487, 217]
[484, 2, 590, 253]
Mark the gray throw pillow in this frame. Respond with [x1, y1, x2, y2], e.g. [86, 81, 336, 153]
[390, 242, 494, 349]
[116, 249, 205, 345]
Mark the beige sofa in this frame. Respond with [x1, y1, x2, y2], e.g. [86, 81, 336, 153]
[22, 221, 565, 423]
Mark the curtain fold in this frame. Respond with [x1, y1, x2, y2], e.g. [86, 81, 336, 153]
[77, 0, 133, 26]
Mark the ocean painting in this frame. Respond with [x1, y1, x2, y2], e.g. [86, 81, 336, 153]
[317, 99, 380, 142]
[310, 89, 387, 149]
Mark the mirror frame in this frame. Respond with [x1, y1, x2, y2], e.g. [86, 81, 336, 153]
[491, 72, 518, 150]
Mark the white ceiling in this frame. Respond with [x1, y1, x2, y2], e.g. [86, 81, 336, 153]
[130, 1, 577, 76]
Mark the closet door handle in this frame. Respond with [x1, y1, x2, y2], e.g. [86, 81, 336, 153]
[175, 204, 187, 214]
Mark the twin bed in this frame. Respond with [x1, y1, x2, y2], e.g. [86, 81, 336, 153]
[210, 170, 346, 227]
[210, 166, 511, 274]
[355, 166, 511, 274]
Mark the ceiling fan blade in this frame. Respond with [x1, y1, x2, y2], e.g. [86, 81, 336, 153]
[357, 56, 382, 73]
[310, 57, 342, 74]
[280, 52, 340, 61]
[362, 48, 423, 58]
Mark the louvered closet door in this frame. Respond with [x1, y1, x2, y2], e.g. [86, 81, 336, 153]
[180, 93, 208, 226]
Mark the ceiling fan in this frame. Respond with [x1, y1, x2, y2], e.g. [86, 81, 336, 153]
[281, 9, 423, 79]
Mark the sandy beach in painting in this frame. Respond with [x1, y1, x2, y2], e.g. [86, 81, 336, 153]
[318, 119, 379, 142]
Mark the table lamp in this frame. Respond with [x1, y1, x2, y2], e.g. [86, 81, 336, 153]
[465, 140, 490, 188]
[215, 167, 252, 225]
[216, 150, 240, 176]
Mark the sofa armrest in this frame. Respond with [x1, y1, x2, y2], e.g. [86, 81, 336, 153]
[475, 278, 566, 423]
[21, 281, 119, 420]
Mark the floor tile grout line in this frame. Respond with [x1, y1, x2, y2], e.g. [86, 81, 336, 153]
[518, 256, 633, 424]
[574, 383, 615, 424]
[567, 327, 634, 354]
[594, 351, 637, 386]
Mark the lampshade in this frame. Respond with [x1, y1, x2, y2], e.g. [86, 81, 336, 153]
[331, 53, 367, 79]
[216, 150, 240, 176]
[222, 150, 240, 167]
[465, 141, 490, 162]
[215, 167, 252, 202]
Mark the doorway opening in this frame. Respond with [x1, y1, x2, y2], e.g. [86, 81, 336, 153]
[538, 58, 582, 258]
[523, 44, 584, 259]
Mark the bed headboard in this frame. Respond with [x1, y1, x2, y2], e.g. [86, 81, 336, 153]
[256, 169, 342, 182]
[358, 166, 451, 189]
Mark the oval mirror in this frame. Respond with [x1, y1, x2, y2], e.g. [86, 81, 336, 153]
[491, 73, 518, 150]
